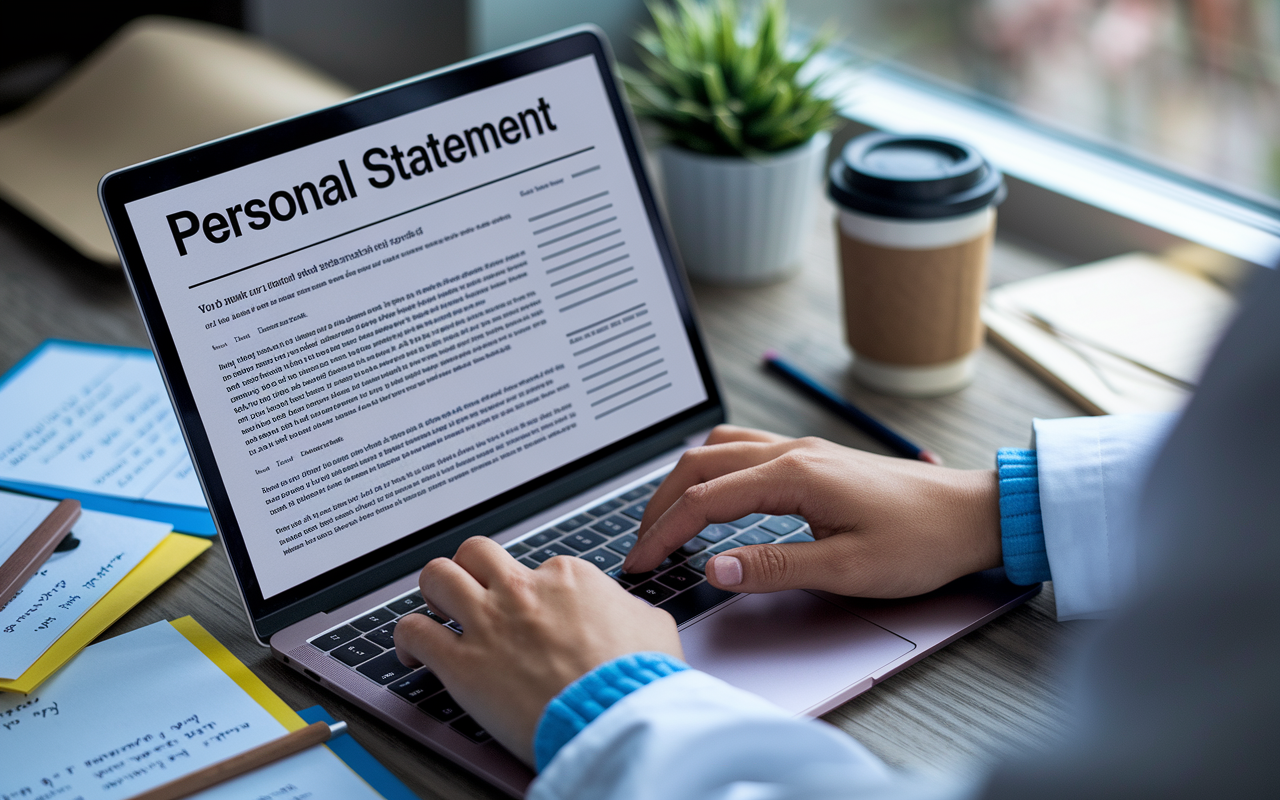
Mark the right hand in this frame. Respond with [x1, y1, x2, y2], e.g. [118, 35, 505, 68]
[394, 537, 681, 766]
[623, 425, 1003, 598]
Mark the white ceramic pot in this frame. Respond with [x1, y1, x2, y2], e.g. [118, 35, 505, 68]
[658, 131, 831, 284]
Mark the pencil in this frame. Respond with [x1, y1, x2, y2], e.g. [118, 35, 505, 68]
[126, 720, 347, 800]
[762, 351, 942, 465]
[0, 498, 81, 610]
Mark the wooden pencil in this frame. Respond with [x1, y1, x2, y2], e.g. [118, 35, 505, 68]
[0, 498, 81, 609]
[126, 720, 345, 800]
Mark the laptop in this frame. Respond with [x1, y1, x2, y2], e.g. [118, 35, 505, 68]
[100, 27, 1040, 797]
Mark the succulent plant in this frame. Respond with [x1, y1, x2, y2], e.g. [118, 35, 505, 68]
[620, 0, 839, 158]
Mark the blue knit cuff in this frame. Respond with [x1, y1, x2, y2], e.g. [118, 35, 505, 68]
[533, 651, 689, 771]
[997, 448, 1051, 585]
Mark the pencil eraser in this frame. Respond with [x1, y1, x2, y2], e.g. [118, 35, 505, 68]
[762, 349, 778, 362]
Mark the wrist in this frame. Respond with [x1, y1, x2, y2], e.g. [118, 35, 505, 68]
[954, 468, 1004, 575]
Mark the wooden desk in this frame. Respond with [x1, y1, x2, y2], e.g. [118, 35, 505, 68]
[0, 196, 1084, 797]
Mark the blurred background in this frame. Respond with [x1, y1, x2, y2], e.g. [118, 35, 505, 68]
[1, 0, 1276, 201]
[793, 0, 1280, 203]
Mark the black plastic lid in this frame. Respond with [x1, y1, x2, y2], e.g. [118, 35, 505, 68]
[827, 132, 1005, 219]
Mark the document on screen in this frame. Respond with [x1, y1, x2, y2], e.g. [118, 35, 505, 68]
[122, 56, 707, 598]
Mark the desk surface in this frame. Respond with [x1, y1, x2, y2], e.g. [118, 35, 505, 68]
[0, 196, 1084, 798]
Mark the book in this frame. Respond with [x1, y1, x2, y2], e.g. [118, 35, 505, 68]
[982, 252, 1237, 415]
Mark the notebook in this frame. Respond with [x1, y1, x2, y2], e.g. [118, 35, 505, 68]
[983, 252, 1237, 414]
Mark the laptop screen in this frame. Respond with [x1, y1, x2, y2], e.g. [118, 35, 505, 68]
[102, 33, 719, 631]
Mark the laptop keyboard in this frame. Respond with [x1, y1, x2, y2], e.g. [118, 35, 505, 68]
[306, 473, 813, 744]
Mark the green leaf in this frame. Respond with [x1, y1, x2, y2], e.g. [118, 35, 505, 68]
[627, 0, 842, 156]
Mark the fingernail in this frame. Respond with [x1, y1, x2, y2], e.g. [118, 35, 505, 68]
[711, 555, 742, 587]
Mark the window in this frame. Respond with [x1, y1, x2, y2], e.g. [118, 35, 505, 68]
[792, 0, 1280, 202]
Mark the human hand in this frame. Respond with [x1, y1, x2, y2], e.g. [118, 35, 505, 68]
[393, 536, 683, 766]
[623, 425, 1002, 598]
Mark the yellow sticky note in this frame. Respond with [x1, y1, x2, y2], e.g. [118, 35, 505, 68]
[0, 532, 210, 694]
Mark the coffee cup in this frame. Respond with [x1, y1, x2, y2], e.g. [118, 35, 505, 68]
[827, 133, 1005, 396]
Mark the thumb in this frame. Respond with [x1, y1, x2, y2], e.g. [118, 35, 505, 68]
[704, 538, 848, 594]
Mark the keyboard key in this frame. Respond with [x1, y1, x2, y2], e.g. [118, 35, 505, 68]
[526, 530, 559, 547]
[562, 530, 607, 552]
[696, 524, 737, 543]
[620, 486, 649, 502]
[310, 625, 360, 651]
[760, 516, 805, 536]
[519, 555, 541, 569]
[385, 593, 425, 615]
[630, 581, 676, 604]
[778, 531, 816, 543]
[529, 542, 575, 563]
[609, 557, 671, 586]
[389, 670, 444, 702]
[620, 500, 648, 520]
[580, 548, 622, 570]
[709, 541, 738, 555]
[350, 607, 397, 632]
[656, 566, 702, 591]
[728, 514, 765, 529]
[733, 528, 777, 546]
[685, 552, 714, 572]
[364, 621, 397, 649]
[634, 558, 672, 580]
[659, 581, 738, 625]
[592, 515, 636, 536]
[331, 638, 383, 667]
[679, 538, 709, 555]
[588, 498, 625, 516]
[450, 715, 493, 743]
[410, 607, 450, 625]
[554, 515, 593, 534]
[606, 533, 638, 555]
[505, 541, 532, 557]
[357, 650, 416, 684]
[421, 691, 465, 722]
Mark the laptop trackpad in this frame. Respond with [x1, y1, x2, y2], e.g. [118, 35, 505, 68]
[679, 590, 915, 715]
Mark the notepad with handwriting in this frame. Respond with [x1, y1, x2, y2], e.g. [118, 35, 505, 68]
[0, 618, 399, 800]
[0, 340, 214, 534]
[982, 253, 1237, 415]
[0, 488, 210, 693]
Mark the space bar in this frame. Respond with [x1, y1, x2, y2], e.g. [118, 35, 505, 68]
[659, 582, 737, 626]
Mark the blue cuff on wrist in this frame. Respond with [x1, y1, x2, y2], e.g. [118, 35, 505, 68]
[533, 651, 689, 771]
[997, 447, 1051, 585]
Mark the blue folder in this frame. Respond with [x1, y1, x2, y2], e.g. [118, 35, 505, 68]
[298, 705, 421, 800]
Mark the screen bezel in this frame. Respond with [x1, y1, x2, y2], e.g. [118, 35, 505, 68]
[99, 28, 724, 641]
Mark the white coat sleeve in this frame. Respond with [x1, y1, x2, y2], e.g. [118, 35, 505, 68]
[1032, 413, 1174, 620]
[530, 670, 973, 800]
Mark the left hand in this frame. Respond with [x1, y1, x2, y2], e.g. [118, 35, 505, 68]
[393, 536, 683, 766]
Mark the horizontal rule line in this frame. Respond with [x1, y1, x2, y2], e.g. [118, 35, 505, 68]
[187, 146, 596, 289]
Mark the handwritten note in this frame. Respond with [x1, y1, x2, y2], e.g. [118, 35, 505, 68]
[0, 620, 384, 800]
[0, 491, 170, 679]
[0, 342, 205, 508]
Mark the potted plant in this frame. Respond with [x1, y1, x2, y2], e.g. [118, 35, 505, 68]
[621, 0, 838, 284]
